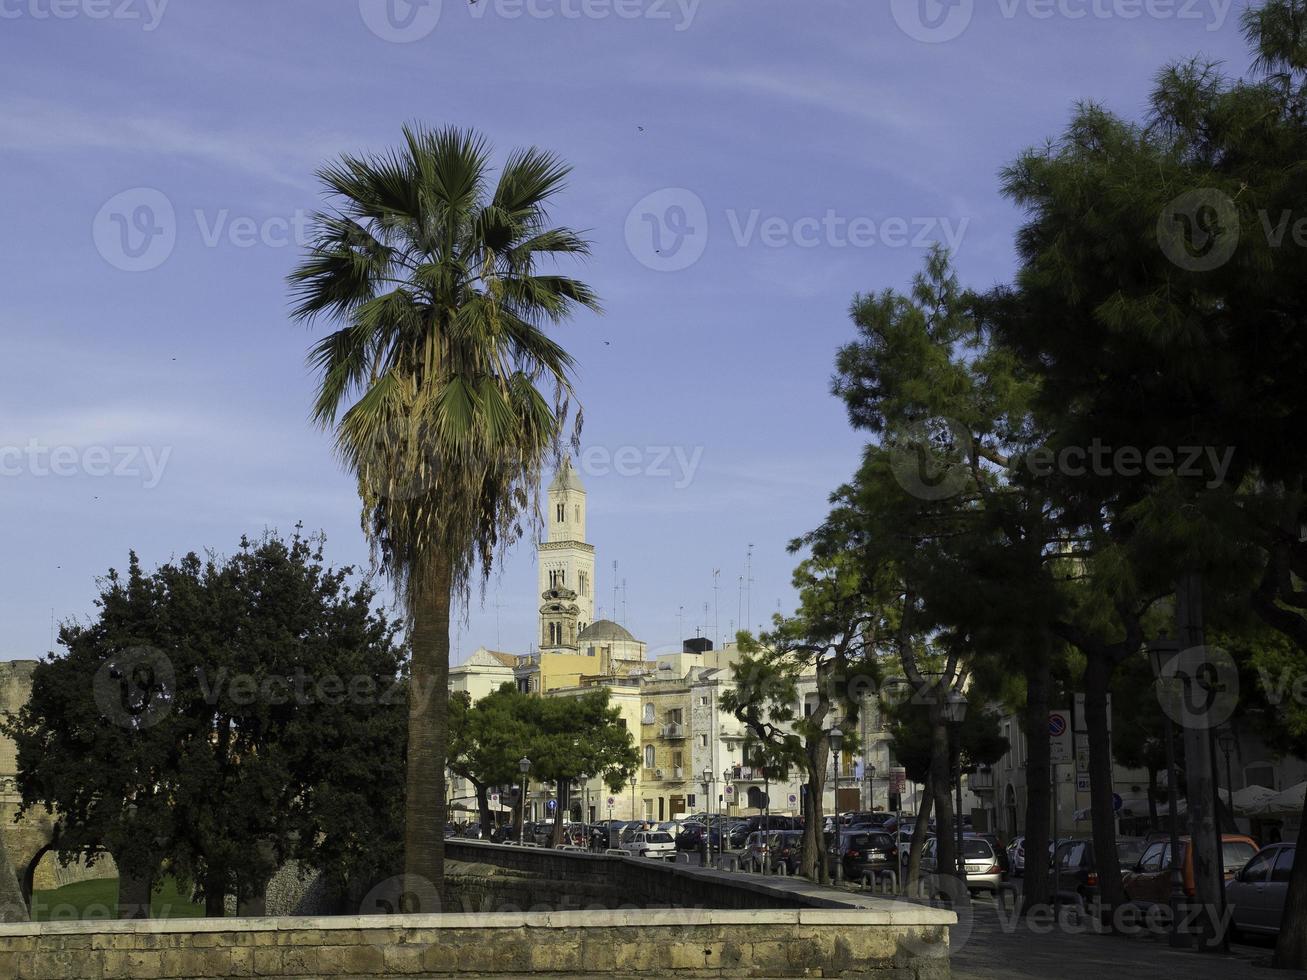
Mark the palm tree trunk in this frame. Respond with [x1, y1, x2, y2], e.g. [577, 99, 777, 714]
[404, 551, 452, 903]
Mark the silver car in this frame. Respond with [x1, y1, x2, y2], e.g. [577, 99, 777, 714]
[1227, 843, 1295, 938]
[921, 836, 1008, 892]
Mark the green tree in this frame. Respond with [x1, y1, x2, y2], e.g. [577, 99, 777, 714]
[289, 125, 600, 892]
[447, 685, 533, 833]
[2, 530, 405, 917]
[721, 556, 881, 883]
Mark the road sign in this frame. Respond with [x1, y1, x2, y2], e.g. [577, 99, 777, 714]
[607, 796, 615, 807]
[788, 794, 797, 805]
[546, 799, 556, 813]
[1112, 793, 1123, 813]
[1076, 774, 1090, 793]
[1049, 712, 1072, 764]
[724, 785, 735, 798]
[490, 793, 500, 804]
[1075, 734, 1090, 773]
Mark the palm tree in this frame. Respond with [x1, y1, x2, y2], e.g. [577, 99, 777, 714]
[289, 125, 599, 895]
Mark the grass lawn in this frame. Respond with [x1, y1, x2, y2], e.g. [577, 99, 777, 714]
[29, 876, 205, 921]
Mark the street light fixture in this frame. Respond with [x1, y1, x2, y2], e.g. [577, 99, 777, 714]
[1147, 634, 1189, 949]
[942, 689, 968, 883]
[829, 726, 844, 882]
[518, 757, 531, 845]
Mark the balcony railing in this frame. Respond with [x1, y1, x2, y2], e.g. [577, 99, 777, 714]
[660, 722, 686, 740]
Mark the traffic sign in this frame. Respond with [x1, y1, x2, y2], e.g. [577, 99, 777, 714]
[1075, 774, 1090, 793]
[490, 793, 500, 804]
[724, 785, 735, 797]
[607, 796, 615, 807]
[1112, 793, 1123, 813]
[788, 794, 797, 805]
[546, 799, 557, 812]
[1049, 712, 1072, 764]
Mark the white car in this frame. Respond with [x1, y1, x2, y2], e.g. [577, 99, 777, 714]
[623, 830, 676, 860]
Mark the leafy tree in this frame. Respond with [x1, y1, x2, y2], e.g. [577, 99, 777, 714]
[721, 555, 881, 883]
[2, 530, 405, 917]
[447, 683, 638, 845]
[289, 125, 600, 893]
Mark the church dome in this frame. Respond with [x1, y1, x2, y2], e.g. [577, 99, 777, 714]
[577, 619, 636, 643]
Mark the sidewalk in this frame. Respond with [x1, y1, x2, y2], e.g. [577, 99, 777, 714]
[950, 899, 1304, 980]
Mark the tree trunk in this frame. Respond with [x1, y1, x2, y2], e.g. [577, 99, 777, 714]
[404, 552, 452, 905]
[1084, 654, 1125, 912]
[1148, 766, 1159, 831]
[551, 782, 571, 848]
[0, 832, 27, 922]
[906, 786, 934, 895]
[1274, 793, 1307, 969]
[1176, 571, 1224, 951]
[116, 865, 153, 920]
[929, 705, 957, 893]
[1022, 654, 1053, 914]
[204, 871, 226, 917]
[475, 782, 492, 837]
[799, 746, 827, 883]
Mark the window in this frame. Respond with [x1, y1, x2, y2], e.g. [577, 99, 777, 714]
[671, 752, 683, 768]
[1223, 840, 1257, 871]
[1272, 846, 1297, 883]
[667, 708, 683, 725]
[1138, 843, 1166, 873]
[643, 703, 655, 724]
[644, 745, 655, 768]
[575, 505, 581, 522]
[556, 503, 565, 522]
[579, 571, 588, 596]
[1240, 849, 1276, 883]
[699, 696, 708, 706]
[700, 734, 708, 748]
[687, 794, 697, 808]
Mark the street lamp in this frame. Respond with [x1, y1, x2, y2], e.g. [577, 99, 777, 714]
[702, 767, 714, 865]
[1218, 731, 1237, 813]
[942, 689, 968, 883]
[829, 726, 844, 882]
[518, 757, 531, 845]
[868, 764, 877, 813]
[1147, 634, 1189, 949]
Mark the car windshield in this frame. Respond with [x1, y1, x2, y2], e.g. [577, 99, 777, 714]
[648, 832, 673, 843]
[1223, 840, 1256, 869]
[963, 840, 993, 859]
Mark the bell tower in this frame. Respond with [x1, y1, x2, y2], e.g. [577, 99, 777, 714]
[538, 458, 596, 636]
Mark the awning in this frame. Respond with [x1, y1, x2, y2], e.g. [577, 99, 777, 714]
[1260, 781, 1307, 817]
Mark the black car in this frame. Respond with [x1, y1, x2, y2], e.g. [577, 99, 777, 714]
[676, 821, 707, 851]
[839, 830, 898, 880]
[1052, 837, 1146, 903]
[768, 831, 805, 874]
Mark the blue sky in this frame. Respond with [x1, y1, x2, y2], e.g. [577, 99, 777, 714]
[0, 0, 1254, 662]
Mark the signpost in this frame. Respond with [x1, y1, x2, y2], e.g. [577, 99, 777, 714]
[1049, 712, 1072, 764]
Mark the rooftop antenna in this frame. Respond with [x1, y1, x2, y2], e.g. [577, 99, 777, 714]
[622, 578, 628, 626]
[737, 576, 743, 636]
[745, 543, 755, 635]
[612, 560, 619, 623]
[493, 593, 505, 650]
[678, 604, 684, 640]
[712, 569, 720, 649]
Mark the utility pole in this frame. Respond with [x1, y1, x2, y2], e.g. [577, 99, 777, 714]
[712, 569, 720, 649]
[745, 543, 755, 633]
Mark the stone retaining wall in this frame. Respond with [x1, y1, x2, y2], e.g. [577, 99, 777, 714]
[0, 907, 953, 979]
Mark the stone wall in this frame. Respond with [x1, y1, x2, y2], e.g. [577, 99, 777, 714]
[0, 907, 954, 979]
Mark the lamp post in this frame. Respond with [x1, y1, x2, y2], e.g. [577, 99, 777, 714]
[942, 689, 968, 883]
[829, 726, 844, 883]
[1147, 635, 1190, 948]
[703, 767, 714, 866]
[518, 757, 531, 845]
[868, 764, 877, 813]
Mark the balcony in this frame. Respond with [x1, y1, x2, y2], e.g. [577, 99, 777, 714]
[660, 722, 686, 740]
[672, 767, 684, 780]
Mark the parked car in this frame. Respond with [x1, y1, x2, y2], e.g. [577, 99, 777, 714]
[622, 830, 677, 860]
[839, 830, 899, 881]
[768, 831, 805, 874]
[1227, 843, 1296, 938]
[676, 821, 707, 851]
[1051, 838, 1146, 903]
[921, 836, 1009, 892]
[1123, 835, 1259, 906]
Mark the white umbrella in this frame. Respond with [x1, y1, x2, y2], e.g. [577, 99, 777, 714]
[1260, 781, 1307, 817]
[1231, 785, 1279, 815]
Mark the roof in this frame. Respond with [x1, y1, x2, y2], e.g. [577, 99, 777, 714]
[577, 619, 636, 643]
[485, 650, 522, 668]
[548, 457, 585, 493]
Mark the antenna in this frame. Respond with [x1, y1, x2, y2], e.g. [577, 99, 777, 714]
[493, 593, 505, 650]
[712, 569, 720, 649]
[612, 560, 619, 624]
[622, 578, 628, 626]
[678, 604, 684, 640]
[745, 543, 755, 634]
